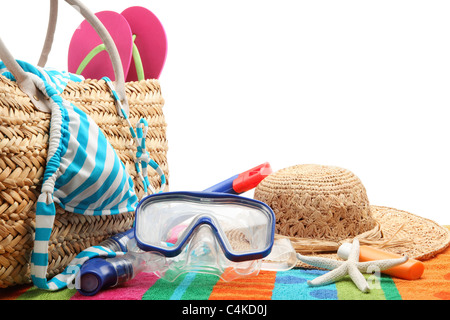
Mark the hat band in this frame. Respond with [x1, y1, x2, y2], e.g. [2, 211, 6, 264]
[276, 222, 411, 255]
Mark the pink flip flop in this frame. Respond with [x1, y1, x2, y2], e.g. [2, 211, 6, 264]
[68, 11, 133, 81]
[121, 6, 168, 81]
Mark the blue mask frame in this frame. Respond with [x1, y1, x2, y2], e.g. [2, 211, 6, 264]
[134, 191, 276, 262]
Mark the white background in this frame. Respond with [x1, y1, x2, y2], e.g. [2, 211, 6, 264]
[1, 1, 449, 224]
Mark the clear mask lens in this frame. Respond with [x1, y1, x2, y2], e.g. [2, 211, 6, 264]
[125, 232, 296, 283]
[132, 191, 277, 282]
[154, 225, 262, 282]
[135, 192, 275, 262]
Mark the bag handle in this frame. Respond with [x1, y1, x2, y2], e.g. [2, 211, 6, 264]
[37, 0, 58, 68]
[0, 0, 129, 116]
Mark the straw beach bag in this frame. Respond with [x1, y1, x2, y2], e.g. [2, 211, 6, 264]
[0, 0, 168, 288]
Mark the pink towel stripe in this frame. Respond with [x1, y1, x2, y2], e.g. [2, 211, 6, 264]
[70, 272, 160, 300]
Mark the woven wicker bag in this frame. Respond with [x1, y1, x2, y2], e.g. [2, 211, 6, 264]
[0, 0, 168, 288]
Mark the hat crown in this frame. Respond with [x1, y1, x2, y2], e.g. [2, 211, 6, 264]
[254, 164, 377, 241]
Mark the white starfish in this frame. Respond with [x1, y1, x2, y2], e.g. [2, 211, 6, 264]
[296, 238, 408, 293]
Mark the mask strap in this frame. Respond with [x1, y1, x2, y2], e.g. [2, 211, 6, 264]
[103, 76, 166, 195]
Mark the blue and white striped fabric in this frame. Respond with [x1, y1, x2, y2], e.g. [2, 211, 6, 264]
[1, 60, 140, 290]
[135, 118, 166, 195]
[0, 60, 83, 93]
[103, 77, 166, 196]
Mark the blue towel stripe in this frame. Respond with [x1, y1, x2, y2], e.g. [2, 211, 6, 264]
[272, 269, 338, 300]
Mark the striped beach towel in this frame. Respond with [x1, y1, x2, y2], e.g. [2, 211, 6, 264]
[0, 60, 160, 290]
[3, 231, 449, 300]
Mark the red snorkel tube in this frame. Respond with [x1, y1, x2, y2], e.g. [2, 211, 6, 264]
[203, 162, 272, 194]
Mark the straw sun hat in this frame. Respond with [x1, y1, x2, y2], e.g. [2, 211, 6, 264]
[253, 164, 450, 267]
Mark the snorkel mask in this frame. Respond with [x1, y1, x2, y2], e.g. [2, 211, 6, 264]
[76, 163, 297, 295]
[133, 191, 276, 282]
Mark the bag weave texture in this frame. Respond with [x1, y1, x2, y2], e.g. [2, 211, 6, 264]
[0, 76, 169, 288]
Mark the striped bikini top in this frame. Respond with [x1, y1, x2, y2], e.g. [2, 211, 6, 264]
[0, 60, 165, 290]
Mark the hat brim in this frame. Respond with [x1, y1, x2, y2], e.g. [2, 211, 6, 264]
[370, 205, 450, 260]
[291, 205, 450, 268]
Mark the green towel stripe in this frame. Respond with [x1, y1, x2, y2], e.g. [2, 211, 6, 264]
[170, 272, 197, 300]
[17, 287, 76, 300]
[379, 274, 402, 300]
[142, 273, 189, 300]
[335, 274, 387, 300]
[180, 273, 220, 300]
[142, 271, 220, 300]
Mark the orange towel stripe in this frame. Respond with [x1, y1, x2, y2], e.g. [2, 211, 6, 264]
[209, 270, 277, 300]
[393, 226, 450, 300]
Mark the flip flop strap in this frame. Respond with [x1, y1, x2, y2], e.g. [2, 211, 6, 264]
[76, 35, 146, 81]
